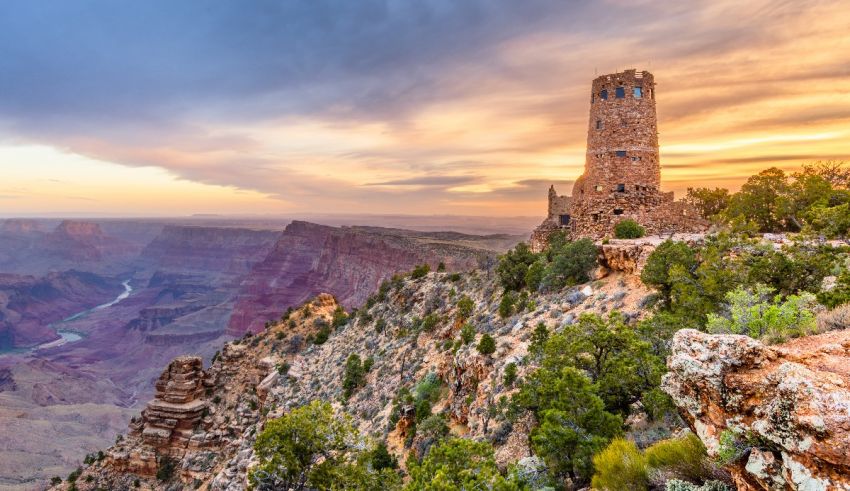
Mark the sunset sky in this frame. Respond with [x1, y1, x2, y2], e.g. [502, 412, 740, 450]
[1, 0, 849, 217]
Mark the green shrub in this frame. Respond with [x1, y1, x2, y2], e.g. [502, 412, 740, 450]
[818, 271, 850, 308]
[641, 240, 697, 307]
[496, 242, 538, 291]
[645, 433, 710, 483]
[363, 356, 375, 372]
[591, 438, 649, 491]
[342, 354, 366, 399]
[524, 258, 546, 291]
[313, 323, 332, 344]
[503, 362, 517, 387]
[641, 387, 676, 421]
[405, 438, 512, 490]
[420, 313, 440, 332]
[456, 295, 474, 320]
[375, 318, 387, 332]
[614, 219, 646, 239]
[156, 456, 176, 481]
[707, 284, 817, 343]
[437, 262, 446, 272]
[542, 238, 598, 289]
[460, 323, 476, 345]
[50, 477, 61, 486]
[411, 264, 431, 279]
[477, 334, 496, 355]
[331, 306, 349, 328]
[498, 292, 516, 318]
[371, 441, 398, 471]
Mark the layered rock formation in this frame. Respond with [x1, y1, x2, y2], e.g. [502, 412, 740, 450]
[664, 329, 850, 490]
[227, 221, 502, 335]
[140, 225, 279, 275]
[45, 220, 138, 262]
[110, 356, 213, 476]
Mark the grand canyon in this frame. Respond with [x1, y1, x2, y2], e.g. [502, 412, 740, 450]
[3, 2, 850, 490]
[0, 217, 525, 489]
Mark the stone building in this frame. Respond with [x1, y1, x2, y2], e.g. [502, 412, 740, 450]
[531, 69, 706, 251]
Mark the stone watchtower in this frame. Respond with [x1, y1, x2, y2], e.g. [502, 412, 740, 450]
[530, 69, 706, 250]
[573, 70, 659, 204]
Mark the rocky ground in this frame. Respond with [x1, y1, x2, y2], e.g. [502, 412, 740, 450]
[52, 251, 658, 490]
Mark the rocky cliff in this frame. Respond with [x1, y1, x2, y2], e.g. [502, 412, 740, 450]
[664, 328, 850, 490]
[140, 225, 280, 275]
[227, 221, 507, 335]
[56, 263, 653, 490]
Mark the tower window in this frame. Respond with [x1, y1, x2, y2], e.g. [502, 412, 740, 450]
[595, 185, 603, 192]
[615, 150, 627, 157]
[600, 89, 608, 100]
[631, 156, 642, 161]
[615, 86, 625, 98]
[614, 209, 624, 215]
[616, 184, 626, 192]
[559, 214, 571, 226]
[596, 120, 603, 129]
[592, 214, 600, 222]
[634, 87, 643, 98]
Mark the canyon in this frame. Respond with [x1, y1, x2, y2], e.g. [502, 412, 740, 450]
[0, 217, 522, 490]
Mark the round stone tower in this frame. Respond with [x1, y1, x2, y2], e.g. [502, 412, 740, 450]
[529, 68, 708, 247]
[573, 69, 659, 200]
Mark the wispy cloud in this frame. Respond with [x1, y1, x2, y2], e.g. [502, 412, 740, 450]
[0, 0, 848, 215]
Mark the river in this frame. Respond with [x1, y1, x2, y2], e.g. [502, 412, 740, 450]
[35, 279, 134, 351]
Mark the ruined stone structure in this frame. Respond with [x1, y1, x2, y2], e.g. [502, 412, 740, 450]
[531, 69, 706, 250]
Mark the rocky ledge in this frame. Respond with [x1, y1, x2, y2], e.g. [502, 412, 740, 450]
[663, 328, 850, 490]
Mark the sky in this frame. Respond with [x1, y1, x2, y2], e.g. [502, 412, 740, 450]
[1, 0, 849, 217]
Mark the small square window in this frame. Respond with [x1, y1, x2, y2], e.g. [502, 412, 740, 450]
[600, 89, 608, 100]
[615, 150, 627, 157]
[614, 209, 624, 215]
[559, 214, 571, 226]
[631, 156, 641, 161]
[615, 87, 625, 98]
[595, 185, 603, 192]
[634, 87, 643, 98]
[592, 214, 600, 222]
[596, 120, 602, 130]
[616, 184, 625, 192]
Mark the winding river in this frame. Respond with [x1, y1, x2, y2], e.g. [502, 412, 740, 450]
[35, 279, 134, 351]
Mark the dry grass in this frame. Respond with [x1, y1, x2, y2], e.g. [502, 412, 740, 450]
[817, 303, 850, 332]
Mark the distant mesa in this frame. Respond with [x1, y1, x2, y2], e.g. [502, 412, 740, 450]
[0, 218, 43, 234]
[531, 69, 707, 250]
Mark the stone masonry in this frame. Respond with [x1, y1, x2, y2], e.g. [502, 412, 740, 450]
[531, 69, 707, 251]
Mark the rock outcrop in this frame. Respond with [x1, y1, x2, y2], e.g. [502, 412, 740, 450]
[664, 329, 850, 490]
[109, 356, 215, 477]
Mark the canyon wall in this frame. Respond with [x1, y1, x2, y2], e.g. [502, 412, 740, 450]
[227, 221, 500, 335]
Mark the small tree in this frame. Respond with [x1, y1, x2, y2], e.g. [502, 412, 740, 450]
[614, 219, 646, 239]
[342, 354, 366, 399]
[498, 292, 516, 318]
[460, 323, 476, 345]
[405, 438, 513, 490]
[707, 284, 817, 343]
[456, 295, 474, 320]
[641, 240, 697, 307]
[542, 238, 598, 289]
[477, 334, 497, 356]
[496, 242, 538, 291]
[503, 362, 518, 386]
[411, 264, 431, 279]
